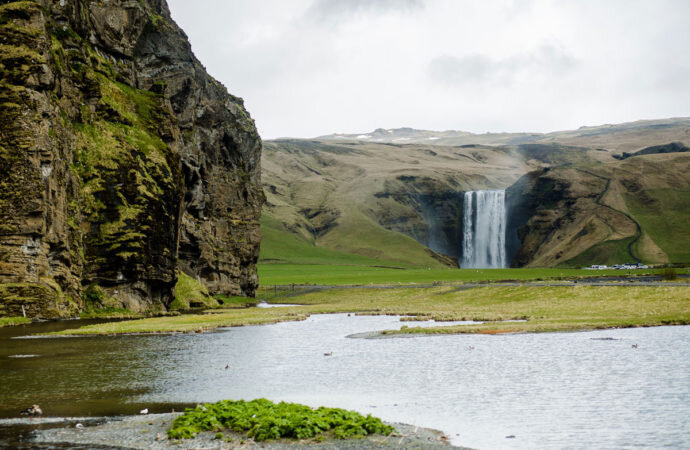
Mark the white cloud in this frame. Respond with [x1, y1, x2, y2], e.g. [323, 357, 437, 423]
[167, 0, 690, 139]
[305, 0, 423, 22]
[428, 42, 577, 87]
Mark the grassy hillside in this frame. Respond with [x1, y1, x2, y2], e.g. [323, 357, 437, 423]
[625, 189, 690, 263]
[260, 139, 537, 269]
[318, 118, 690, 154]
[259, 215, 414, 267]
[560, 238, 636, 268]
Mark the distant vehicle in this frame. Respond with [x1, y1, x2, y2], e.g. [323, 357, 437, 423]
[586, 263, 648, 270]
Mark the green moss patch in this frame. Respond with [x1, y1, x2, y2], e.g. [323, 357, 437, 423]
[167, 399, 394, 441]
[70, 69, 182, 268]
[171, 271, 215, 310]
[0, 1, 44, 22]
[0, 316, 31, 327]
[0, 282, 63, 318]
[80, 284, 128, 316]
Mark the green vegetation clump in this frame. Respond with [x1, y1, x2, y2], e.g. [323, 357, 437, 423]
[662, 267, 678, 281]
[170, 271, 214, 310]
[81, 284, 141, 318]
[167, 399, 394, 441]
[82, 284, 117, 309]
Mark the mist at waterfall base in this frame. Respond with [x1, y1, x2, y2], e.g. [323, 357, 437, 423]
[462, 190, 507, 268]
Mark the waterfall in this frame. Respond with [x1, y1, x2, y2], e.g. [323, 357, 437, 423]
[461, 190, 506, 268]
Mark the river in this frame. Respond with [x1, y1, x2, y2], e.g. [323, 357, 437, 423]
[1, 315, 689, 449]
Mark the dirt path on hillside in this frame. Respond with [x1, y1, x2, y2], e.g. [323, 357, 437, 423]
[576, 168, 643, 262]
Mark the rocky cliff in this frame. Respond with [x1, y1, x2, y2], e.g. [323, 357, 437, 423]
[0, 0, 263, 318]
[505, 153, 690, 267]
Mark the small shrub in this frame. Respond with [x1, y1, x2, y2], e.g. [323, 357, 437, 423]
[662, 267, 678, 281]
[167, 399, 394, 442]
[83, 284, 107, 307]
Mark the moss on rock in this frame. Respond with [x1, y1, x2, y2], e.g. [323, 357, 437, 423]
[0, 0, 263, 319]
[171, 271, 217, 310]
[0, 282, 78, 319]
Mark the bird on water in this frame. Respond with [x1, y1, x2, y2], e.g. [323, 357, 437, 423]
[20, 404, 42, 416]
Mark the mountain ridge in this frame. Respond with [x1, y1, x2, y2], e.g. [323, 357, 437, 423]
[314, 117, 690, 152]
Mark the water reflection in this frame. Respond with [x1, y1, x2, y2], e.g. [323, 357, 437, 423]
[1, 316, 689, 449]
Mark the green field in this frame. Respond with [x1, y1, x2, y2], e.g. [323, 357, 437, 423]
[259, 212, 683, 286]
[257, 263, 675, 286]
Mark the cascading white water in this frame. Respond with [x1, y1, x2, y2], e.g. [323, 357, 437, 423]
[461, 190, 506, 268]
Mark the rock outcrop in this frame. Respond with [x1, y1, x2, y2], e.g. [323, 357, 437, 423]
[505, 168, 639, 267]
[375, 175, 464, 265]
[0, 0, 263, 318]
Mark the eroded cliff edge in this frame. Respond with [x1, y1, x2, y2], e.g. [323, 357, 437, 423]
[0, 0, 264, 318]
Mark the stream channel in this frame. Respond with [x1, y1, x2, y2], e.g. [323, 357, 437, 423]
[1, 314, 689, 449]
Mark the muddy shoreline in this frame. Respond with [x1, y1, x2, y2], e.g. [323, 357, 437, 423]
[2, 413, 467, 449]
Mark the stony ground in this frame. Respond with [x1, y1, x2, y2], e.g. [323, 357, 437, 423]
[27, 413, 465, 449]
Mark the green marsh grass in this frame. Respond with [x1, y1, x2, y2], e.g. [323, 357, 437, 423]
[48, 285, 689, 336]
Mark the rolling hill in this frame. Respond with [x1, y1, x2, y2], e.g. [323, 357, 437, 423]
[261, 118, 690, 269]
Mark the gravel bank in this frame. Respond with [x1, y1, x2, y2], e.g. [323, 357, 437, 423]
[25, 413, 467, 449]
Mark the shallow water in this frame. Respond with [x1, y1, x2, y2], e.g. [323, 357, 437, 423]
[1, 315, 689, 449]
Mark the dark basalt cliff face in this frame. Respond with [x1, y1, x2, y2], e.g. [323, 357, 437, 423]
[374, 175, 463, 266]
[506, 167, 640, 268]
[0, 0, 263, 318]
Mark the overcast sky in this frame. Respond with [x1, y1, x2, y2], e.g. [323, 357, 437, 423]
[167, 0, 690, 139]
